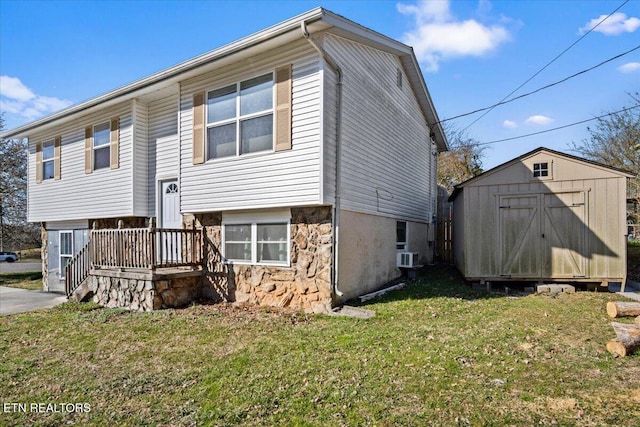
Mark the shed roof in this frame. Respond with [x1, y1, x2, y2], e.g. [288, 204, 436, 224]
[2, 7, 447, 151]
[449, 146, 635, 202]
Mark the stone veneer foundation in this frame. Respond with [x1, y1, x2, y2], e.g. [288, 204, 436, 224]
[196, 206, 334, 314]
[88, 269, 202, 311]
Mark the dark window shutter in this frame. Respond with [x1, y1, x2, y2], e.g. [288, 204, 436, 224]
[35, 142, 43, 183]
[275, 64, 292, 152]
[192, 92, 206, 164]
[84, 126, 93, 174]
[54, 136, 61, 180]
[110, 117, 120, 169]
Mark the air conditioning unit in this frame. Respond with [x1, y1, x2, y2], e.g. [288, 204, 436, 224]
[397, 252, 419, 268]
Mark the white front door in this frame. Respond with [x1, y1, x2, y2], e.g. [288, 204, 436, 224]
[161, 181, 181, 229]
[160, 180, 181, 263]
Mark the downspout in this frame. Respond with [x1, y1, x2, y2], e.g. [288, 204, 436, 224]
[301, 20, 344, 298]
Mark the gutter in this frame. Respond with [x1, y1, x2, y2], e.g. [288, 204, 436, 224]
[301, 20, 345, 299]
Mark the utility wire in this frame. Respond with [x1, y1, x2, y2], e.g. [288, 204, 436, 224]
[473, 105, 640, 147]
[438, 44, 640, 124]
[460, 0, 631, 132]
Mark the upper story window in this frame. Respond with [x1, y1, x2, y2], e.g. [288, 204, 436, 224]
[42, 140, 55, 180]
[533, 162, 549, 178]
[206, 73, 274, 160]
[93, 122, 111, 170]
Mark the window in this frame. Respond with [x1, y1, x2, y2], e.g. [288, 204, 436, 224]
[396, 221, 407, 251]
[59, 231, 73, 278]
[206, 73, 274, 160]
[223, 221, 289, 265]
[533, 162, 549, 178]
[42, 140, 55, 180]
[93, 122, 111, 170]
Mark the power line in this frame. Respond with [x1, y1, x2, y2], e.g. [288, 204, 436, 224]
[473, 105, 640, 147]
[438, 44, 640, 124]
[460, 0, 631, 132]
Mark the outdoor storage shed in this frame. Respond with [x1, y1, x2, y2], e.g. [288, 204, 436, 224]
[449, 147, 633, 286]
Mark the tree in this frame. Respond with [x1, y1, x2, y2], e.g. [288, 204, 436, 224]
[570, 99, 640, 223]
[437, 126, 485, 194]
[0, 115, 40, 251]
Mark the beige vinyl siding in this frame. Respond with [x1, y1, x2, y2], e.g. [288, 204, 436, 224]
[324, 34, 433, 223]
[179, 41, 322, 213]
[132, 100, 149, 216]
[147, 92, 180, 214]
[27, 102, 134, 222]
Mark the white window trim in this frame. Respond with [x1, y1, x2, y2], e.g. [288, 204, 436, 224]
[396, 220, 408, 251]
[59, 230, 73, 280]
[42, 140, 55, 180]
[221, 209, 291, 267]
[531, 160, 553, 180]
[205, 71, 276, 161]
[93, 121, 111, 170]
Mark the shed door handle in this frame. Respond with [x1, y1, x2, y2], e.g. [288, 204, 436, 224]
[541, 233, 545, 238]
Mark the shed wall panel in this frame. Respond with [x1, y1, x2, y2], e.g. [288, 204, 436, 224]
[453, 152, 628, 282]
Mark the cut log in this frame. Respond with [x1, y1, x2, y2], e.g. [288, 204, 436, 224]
[606, 322, 640, 357]
[606, 301, 640, 318]
[636, 315, 640, 326]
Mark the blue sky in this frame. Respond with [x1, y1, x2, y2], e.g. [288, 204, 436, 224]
[1, 0, 638, 169]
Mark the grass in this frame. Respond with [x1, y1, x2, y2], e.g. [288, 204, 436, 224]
[0, 271, 43, 291]
[1, 266, 639, 426]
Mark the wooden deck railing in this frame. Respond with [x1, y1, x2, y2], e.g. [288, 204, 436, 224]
[91, 228, 203, 269]
[65, 241, 91, 296]
[65, 227, 203, 297]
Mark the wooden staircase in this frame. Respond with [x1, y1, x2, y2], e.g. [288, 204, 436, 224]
[64, 226, 204, 302]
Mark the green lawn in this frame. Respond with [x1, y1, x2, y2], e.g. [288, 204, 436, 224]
[1, 265, 639, 426]
[0, 271, 42, 291]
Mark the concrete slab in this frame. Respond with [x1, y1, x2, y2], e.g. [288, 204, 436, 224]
[536, 284, 575, 295]
[330, 305, 375, 319]
[0, 286, 67, 316]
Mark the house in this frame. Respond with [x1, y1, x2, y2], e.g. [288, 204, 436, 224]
[1, 8, 447, 313]
[449, 147, 633, 288]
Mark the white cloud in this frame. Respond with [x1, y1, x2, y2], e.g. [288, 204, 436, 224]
[578, 12, 640, 36]
[0, 75, 36, 101]
[398, 0, 512, 72]
[525, 115, 554, 126]
[0, 75, 72, 122]
[617, 62, 640, 73]
[502, 119, 517, 129]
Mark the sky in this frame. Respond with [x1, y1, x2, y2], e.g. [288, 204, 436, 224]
[0, 0, 639, 169]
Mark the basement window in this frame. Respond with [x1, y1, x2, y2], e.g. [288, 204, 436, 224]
[533, 162, 549, 178]
[396, 221, 407, 251]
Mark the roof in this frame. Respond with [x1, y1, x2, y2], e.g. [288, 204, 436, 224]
[1, 7, 448, 151]
[449, 146, 635, 202]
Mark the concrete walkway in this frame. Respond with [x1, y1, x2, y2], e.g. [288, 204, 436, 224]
[610, 280, 640, 302]
[0, 286, 67, 316]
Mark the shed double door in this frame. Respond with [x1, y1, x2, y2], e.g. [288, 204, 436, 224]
[498, 191, 587, 279]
